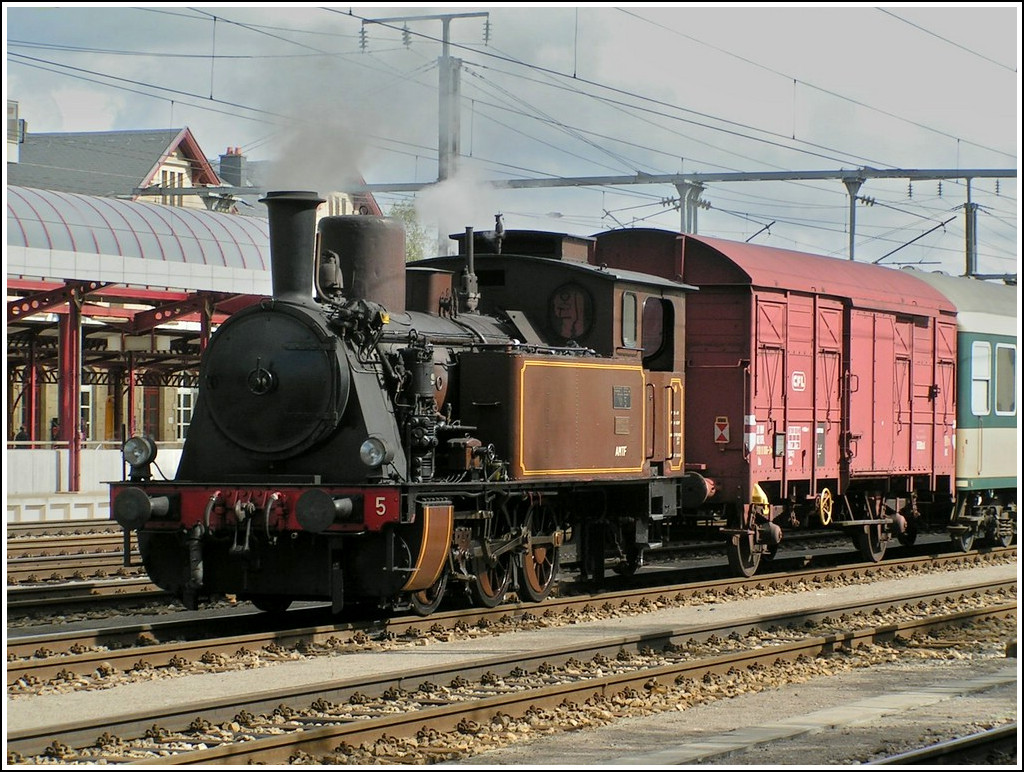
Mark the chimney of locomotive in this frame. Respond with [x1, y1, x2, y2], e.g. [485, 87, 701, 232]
[259, 190, 326, 305]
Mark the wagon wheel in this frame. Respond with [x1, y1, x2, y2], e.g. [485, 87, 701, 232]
[897, 522, 918, 547]
[853, 524, 886, 563]
[613, 545, 643, 576]
[726, 532, 761, 578]
[249, 595, 292, 614]
[470, 548, 513, 608]
[817, 488, 834, 527]
[408, 569, 449, 617]
[518, 504, 561, 603]
[952, 529, 975, 553]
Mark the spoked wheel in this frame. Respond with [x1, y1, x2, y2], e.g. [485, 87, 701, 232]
[853, 524, 886, 563]
[727, 532, 761, 577]
[518, 505, 561, 603]
[470, 549, 513, 608]
[817, 488, 834, 527]
[249, 595, 292, 614]
[952, 529, 975, 552]
[408, 570, 449, 617]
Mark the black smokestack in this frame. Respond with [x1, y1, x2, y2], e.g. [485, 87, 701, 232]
[259, 190, 325, 304]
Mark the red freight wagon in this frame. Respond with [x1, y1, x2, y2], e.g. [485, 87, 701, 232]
[593, 229, 957, 574]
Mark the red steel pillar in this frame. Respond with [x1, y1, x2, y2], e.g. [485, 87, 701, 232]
[58, 295, 83, 491]
[127, 351, 138, 437]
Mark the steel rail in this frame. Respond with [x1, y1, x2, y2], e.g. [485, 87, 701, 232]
[120, 602, 1021, 765]
[869, 722, 1018, 765]
[7, 549, 1014, 685]
[6, 582, 1015, 759]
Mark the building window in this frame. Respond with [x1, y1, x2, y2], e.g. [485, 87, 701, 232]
[161, 169, 184, 206]
[971, 342, 991, 416]
[143, 387, 161, 439]
[80, 386, 93, 441]
[995, 344, 1016, 416]
[175, 388, 198, 439]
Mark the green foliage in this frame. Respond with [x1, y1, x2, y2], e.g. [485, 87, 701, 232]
[388, 200, 429, 262]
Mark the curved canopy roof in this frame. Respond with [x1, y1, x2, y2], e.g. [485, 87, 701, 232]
[7, 185, 271, 293]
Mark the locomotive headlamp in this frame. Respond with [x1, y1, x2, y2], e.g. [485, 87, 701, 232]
[359, 436, 393, 468]
[122, 436, 157, 467]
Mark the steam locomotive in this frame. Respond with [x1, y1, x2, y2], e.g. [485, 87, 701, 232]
[110, 190, 1016, 615]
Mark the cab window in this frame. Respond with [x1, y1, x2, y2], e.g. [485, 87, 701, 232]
[642, 297, 674, 372]
[622, 292, 637, 348]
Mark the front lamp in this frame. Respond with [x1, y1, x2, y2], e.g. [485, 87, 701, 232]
[359, 436, 393, 468]
[123, 436, 157, 467]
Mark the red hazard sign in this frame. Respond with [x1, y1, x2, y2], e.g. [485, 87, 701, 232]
[714, 416, 730, 444]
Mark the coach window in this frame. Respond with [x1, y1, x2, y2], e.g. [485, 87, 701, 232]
[971, 341, 991, 416]
[995, 343, 1016, 415]
[622, 291, 637, 348]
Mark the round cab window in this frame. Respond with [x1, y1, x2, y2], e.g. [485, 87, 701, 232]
[548, 283, 592, 341]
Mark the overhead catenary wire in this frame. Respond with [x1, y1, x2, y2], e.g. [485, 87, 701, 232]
[6, 6, 1016, 274]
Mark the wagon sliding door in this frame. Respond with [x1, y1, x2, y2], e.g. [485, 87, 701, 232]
[844, 309, 895, 475]
[815, 304, 843, 486]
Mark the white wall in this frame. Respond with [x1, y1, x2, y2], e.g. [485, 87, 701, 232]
[5, 447, 183, 522]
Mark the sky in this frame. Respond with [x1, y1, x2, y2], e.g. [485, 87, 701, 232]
[3, 3, 1020, 277]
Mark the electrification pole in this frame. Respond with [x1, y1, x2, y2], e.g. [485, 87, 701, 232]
[362, 12, 488, 182]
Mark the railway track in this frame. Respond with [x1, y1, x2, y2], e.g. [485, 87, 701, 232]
[871, 723, 1018, 765]
[6, 578, 167, 618]
[6, 569, 1015, 764]
[7, 548, 1014, 688]
[6, 530, 131, 559]
[6, 521, 123, 539]
[6, 554, 144, 584]
[3, 517, 993, 619]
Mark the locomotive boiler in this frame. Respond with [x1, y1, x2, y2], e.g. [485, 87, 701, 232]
[110, 191, 711, 614]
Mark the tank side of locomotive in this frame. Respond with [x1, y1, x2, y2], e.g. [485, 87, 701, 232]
[904, 268, 1018, 549]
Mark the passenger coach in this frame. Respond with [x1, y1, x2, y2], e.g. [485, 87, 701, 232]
[906, 268, 1018, 550]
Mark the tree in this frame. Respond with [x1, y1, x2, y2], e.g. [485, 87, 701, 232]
[387, 200, 430, 262]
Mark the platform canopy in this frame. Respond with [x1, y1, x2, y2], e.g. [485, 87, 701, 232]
[7, 185, 272, 293]
[6, 185, 273, 385]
